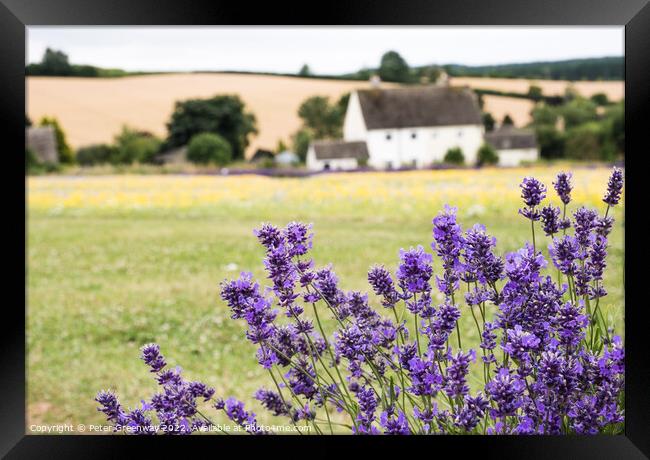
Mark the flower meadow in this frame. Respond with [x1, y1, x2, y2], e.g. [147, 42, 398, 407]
[96, 168, 624, 435]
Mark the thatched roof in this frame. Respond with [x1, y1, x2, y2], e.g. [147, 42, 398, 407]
[311, 140, 369, 161]
[485, 126, 537, 150]
[356, 86, 482, 130]
[26, 126, 58, 164]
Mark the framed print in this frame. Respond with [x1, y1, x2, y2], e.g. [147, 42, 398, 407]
[3, 0, 649, 457]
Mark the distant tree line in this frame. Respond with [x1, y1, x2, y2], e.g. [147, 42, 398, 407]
[336, 55, 623, 83]
[442, 57, 623, 81]
[26, 48, 153, 78]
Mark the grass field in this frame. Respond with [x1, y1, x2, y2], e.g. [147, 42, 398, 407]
[26, 166, 624, 431]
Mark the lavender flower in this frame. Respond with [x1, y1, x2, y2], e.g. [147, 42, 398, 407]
[573, 207, 598, 250]
[553, 172, 573, 205]
[462, 224, 504, 285]
[548, 236, 580, 275]
[486, 367, 525, 419]
[603, 168, 624, 206]
[540, 205, 561, 236]
[368, 265, 399, 308]
[353, 385, 378, 433]
[95, 390, 127, 426]
[218, 397, 262, 433]
[554, 301, 588, 349]
[396, 246, 433, 296]
[255, 388, 291, 417]
[444, 350, 475, 399]
[502, 325, 541, 361]
[140, 343, 166, 373]
[432, 205, 464, 296]
[519, 177, 547, 221]
[380, 410, 411, 435]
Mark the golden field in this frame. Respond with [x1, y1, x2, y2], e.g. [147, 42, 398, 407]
[27, 74, 380, 156]
[28, 73, 622, 160]
[481, 95, 535, 127]
[451, 76, 624, 101]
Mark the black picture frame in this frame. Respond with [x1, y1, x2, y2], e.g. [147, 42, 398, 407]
[3, 0, 649, 457]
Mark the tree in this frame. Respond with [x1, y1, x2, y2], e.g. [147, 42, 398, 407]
[113, 126, 162, 164]
[590, 93, 609, 106]
[39, 116, 74, 164]
[564, 122, 604, 160]
[443, 147, 465, 165]
[534, 125, 566, 159]
[417, 65, 441, 84]
[477, 144, 499, 166]
[378, 51, 411, 83]
[531, 103, 558, 126]
[560, 97, 598, 130]
[39, 48, 73, 76]
[26, 114, 32, 127]
[297, 95, 346, 139]
[292, 129, 312, 163]
[187, 132, 232, 165]
[482, 113, 496, 132]
[276, 139, 288, 153]
[298, 64, 311, 77]
[603, 101, 624, 156]
[502, 114, 514, 126]
[166, 95, 257, 161]
[527, 85, 543, 101]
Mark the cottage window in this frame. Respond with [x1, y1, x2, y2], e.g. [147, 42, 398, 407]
[385, 133, 392, 140]
[411, 132, 417, 139]
[458, 131, 463, 137]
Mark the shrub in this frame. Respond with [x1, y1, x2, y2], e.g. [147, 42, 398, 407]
[96, 169, 625, 435]
[187, 132, 232, 165]
[113, 126, 162, 164]
[166, 95, 257, 161]
[443, 147, 465, 165]
[477, 144, 499, 166]
[39, 116, 74, 164]
[76, 144, 117, 166]
[26, 147, 41, 173]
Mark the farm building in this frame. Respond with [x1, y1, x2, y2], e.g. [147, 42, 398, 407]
[485, 125, 539, 167]
[307, 85, 484, 171]
[275, 150, 300, 166]
[26, 126, 58, 164]
[249, 149, 275, 164]
[306, 140, 369, 171]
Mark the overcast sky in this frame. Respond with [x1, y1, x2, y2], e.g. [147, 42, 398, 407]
[27, 27, 623, 74]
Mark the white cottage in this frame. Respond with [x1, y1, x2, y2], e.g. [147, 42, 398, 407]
[306, 140, 369, 171]
[485, 125, 539, 167]
[307, 86, 484, 171]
